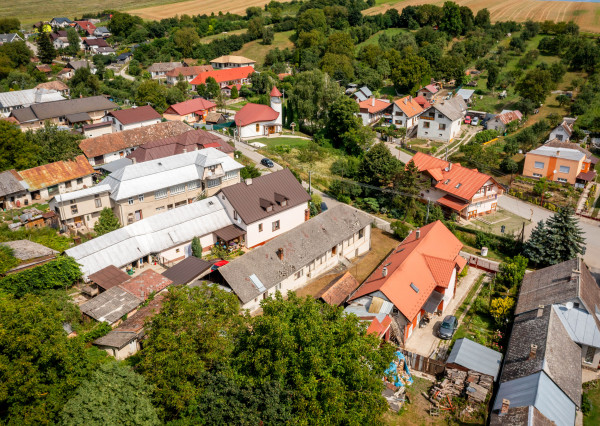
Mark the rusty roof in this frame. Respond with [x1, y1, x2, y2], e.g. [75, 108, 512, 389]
[120, 269, 173, 300]
[108, 105, 161, 125]
[79, 121, 190, 158]
[164, 98, 216, 116]
[88, 265, 131, 291]
[35, 81, 69, 91]
[18, 155, 95, 191]
[315, 271, 361, 306]
[165, 65, 213, 77]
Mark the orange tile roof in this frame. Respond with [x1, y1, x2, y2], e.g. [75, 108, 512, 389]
[18, 155, 95, 191]
[437, 195, 470, 212]
[366, 315, 392, 339]
[358, 98, 391, 114]
[394, 96, 424, 118]
[165, 98, 216, 116]
[189, 66, 254, 85]
[411, 152, 495, 201]
[350, 221, 464, 322]
[413, 95, 431, 110]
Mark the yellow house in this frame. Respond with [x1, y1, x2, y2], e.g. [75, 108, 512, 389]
[523, 146, 596, 187]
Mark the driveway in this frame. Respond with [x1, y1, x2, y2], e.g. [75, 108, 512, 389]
[404, 267, 486, 357]
[118, 64, 135, 81]
[498, 195, 600, 274]
[385, 141, 413, 163]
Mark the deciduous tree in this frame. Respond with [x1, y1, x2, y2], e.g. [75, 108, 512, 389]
[391, 48, 431, 94]
[358, 142, 401, 187]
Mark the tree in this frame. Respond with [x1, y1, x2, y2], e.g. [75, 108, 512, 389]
[108, 12, 143, 38]
[94, 208, 121, 236]
[358, 142, 401, 187]
[326, 95, 360, 148]
[247, 17, 264, 40]
[234, 292, 395, 424]
[70, 67, 101, 98]
[205, 76, 220, 99]
[37, 32, 56, 64]
[310, 192, 322, 216]
[0, 18, 20, 33]
[297, 9, 327, 34]
[391, 48, 431, 94]
[191, 236, 203, 258]
[556, 94, 570, 107]
[500, 157, 519, 175]
[440, 1, 463, 36]
[240, 164, 261, 179]
[325, 32, 355, 58]
[230, 84, 239, 99]
[391, 220, 411, 240]
[61, 363, 159, 426]
[321, 53, 354, 84]
[394, 161, 422, 221]
[532, 178, 548, 196]
[66, 28, 80, 56]
[474, 8, 491, 28]
[487, 63, 499, 90]
[262, 26, 274, 45]
[341, 126, 375, 155]
[427, 204, 445, 223]
[24, 123, 84, 163]
[490, 297, 515, 326]
[173, 27, 200, 57]
[136, 80, 168, 112]
[495, 255, 528, 291]
[0, 120, 39, 172]
[515, 68, 554, 106]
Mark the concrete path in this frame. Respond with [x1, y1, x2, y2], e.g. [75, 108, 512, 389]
[385, 141, 413, 163]
[117, 64, 135, 81]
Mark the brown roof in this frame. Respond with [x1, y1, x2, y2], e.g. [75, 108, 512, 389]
[108, 106, 161, 125]
[315, 271, 361, 306]
[11, 96, 116, 124]
[165, 65, 213, 77]
[161, 256, 213, 285]
[147, 62, 182, 73]
[214, 224, 246, 242]
[219, 169, 311, 224]
[495, 110, 522, 125]
[127, 129, 232, 163]
[83, 38, 109, 47]
[79, 121, 190, 158]
[120, 269, 173, 300]
[18, 155, 95, 191]
[164, 98, 216, 116]
[88, 265, 131, 291]
[36, 81, 69, 91]
[0, 169, 26, 197]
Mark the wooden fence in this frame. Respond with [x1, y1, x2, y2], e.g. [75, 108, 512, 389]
[399, 349, 446, 376]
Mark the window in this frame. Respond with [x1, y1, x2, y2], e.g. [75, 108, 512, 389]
[171, 184, 185, 195]
[155, 189, 167, 199]
[585, 346, 595, 364]
[455, 183, 462, 189]
[258, 223, 263, 232]
[332, 245, 337, 255]
[557, 177, 568, 183]
[207, 178, 221, 188]
[138, 194, 144, 202]
[128, 197, 134, 205]
[234, 210, 238, 220]
[65, 181, 71, 189]
[224, 171, 238, 181]
[423, 121, 430, 128]
[71, 205, 78, 214]
[175, 248, 180, 253]
[559, 165, 570, 174]
[359, 228, 364, 239]
[77, 178, 83, 185]
[533, 173, 542, 178]
[256, 123, 260, 132]
[156, 206, 165, 211]
[534, 161, 545, 169]
[439, 123, 446, 130]
[188, 180, 199, 190]
[272, 220, 280, 231]
[438, 114, 443, 119]
[294, 270, 304, 280]
[94, 198, 102, 208]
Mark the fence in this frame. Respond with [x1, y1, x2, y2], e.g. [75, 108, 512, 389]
[460, 251, 500, 273]
[399, 349, 446, 376]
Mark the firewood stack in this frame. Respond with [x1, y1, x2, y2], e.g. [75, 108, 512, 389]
[428, 368, 493, 406]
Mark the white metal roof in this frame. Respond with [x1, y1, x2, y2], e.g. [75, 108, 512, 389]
[0, 88, 65, 108]
[102, 148, 242, 200]
[52, 184, 112, 203]
[455, 89, 475, 100]
[553, 304, 600, 348]
[529, 146, 585, 162]
[65, 196, 233, 277]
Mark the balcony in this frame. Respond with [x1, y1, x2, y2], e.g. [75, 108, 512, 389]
[471, 193, 498, 203]
[203, 169, 224, 180]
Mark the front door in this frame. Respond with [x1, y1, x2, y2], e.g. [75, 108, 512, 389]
[74, 216, 83, 224]
[268, 126, 275, 135]
[135, 210, 142, 221]
[468, 210, 477, 219]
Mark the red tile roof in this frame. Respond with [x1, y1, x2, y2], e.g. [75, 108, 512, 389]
[315, 271, 361, 306]
[350, 221, 464, 322]
[424, 84, 438, 94]
[394, 96, 424, 118]
[366, 315, 392, 339]
[120, 270, 173, 300]
[270, 86, 282, 97]
[437, 195, 470, 212]
[358, 98, 391, 114]
[411, 152, 495, 201]
[165, 65, 213, 78]
[234, 103, 279, 126]
[413, 95, 431, 110]
[18, 155, 95, 191]
[164, 98, 216, 116]
[108, 105, 162, 125]
[75, 21, 96, 34]
[495, 110, 522, 125]
[190, 66, 254, 85]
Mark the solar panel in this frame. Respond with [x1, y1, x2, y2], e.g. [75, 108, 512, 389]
[249, 274, 266, 292]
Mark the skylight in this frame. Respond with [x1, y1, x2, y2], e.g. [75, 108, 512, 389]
[410, 283, 419, 293]
[455, 183, 462, 188]
[444, 179, 450, 184]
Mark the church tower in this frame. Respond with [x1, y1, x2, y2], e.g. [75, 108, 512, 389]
[270, 86, 283, 126]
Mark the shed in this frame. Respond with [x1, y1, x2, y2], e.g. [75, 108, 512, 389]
[88, 265, 131, 291]
[161, 256, 213, 285]
[446, 338, 503, 380]
[315, 271, 361, 306]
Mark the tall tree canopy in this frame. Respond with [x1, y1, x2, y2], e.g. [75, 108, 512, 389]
[391, 48, 431, 94]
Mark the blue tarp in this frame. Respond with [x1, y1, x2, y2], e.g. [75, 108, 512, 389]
[384, 351, 413, 387]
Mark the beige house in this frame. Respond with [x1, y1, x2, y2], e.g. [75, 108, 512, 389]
[50, 184, 111, 229]
[209, 55, 256, 69]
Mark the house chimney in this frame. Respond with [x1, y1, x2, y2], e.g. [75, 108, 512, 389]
[536, 305, 544, 318]
[448, 162, 452, 171]
[499, 399, 510, 416]
[131, 158, 136, 164]
[245, 178, 252, 185]
[371, 97, 375, 107]
[382, 267, 388, 277]
[415, 228, 420, 239]
[528, 344, 538, 360]
[140, 290, 145, 299]
[183, 148, 187, 153]
[276, 248, 283, 261]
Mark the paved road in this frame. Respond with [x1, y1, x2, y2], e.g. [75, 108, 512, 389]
[498, 195, 600, 274]
[118, 64, 135, 81]
[385, 141, 413, 163]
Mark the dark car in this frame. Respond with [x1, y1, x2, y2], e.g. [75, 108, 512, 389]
[261, 158, 274, 168]
[438, 315, 458, 340]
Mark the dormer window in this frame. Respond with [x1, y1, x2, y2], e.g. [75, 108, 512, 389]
[260, 198, 274, 212]
[455, 183, 462, 189]
[274, 192, 288, 207]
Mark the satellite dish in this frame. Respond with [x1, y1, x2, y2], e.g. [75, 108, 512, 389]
[566, 302, 574, 310]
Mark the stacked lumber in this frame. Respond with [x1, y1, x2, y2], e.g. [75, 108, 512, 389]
[428, 368, 493, 407]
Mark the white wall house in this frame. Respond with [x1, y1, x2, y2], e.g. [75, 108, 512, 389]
[106, 105, 162, 133]
[234, 87, 283, 140]
[417, 98, 466, 143]
[548, 118, 576, 142]
[392, 96, 425, 130]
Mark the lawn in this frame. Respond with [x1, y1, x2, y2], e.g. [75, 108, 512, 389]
[584, 380, 600, 425]
[232, 30, 294, 66]
[251, 136, 311, 149]
[466, 209, 530, 237]
[199, 28, 247, 44]
[355, 28, 407, 51]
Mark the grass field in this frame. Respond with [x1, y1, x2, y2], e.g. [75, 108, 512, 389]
[355, 27, 407, 51]
[199, 29, 247, 44]
[232, 30, 294, 66]
[250, 136, 310, 149]
[130, 0, 270, 21]
[364, 0, 600, 34]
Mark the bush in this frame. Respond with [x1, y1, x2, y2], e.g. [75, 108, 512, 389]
[474, 129, 498, 143]
[82, 322, 112, 343]
[391, 221, 411, 240]
[337, 194, 351, 204]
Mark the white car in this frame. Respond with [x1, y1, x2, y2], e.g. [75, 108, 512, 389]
[471, 117, 480, 126]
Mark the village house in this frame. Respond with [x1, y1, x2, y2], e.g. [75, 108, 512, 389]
[486, 110, 522, 133]
[95, 46, 116, 56]
[392, 95, 424, 130]
[0, 33, 23, 44]
[548, 117, 576, 142]
[234, 87, 282, 139]
[17, 155, 95, 201]
[49, 184, 112, 230]
[0, 88, 65, 117]
[523, 145, 597, 187]
[10, 95, 117, 131]
[190, 66, 254, 90]
[446, 338, 503, 381]
[80, 121, 113, 138]
[161, 256, 213, 286]
[163, 97, 217, 123]
[221, 84, 241, 97]
[347, 221, 466, 343]
[410, 152, 504, 219]
[79, 121, 191, 166]
[0, 170, 29, 210]
[67, 60, 97, 74]
[120, 269, 173, 300]
[350, 86, 372, 102]
[147, 62, 183, 80]
[36, 64, 53, 76]
[82, 38, 110, 54]
[80, 285, 142, 325]
[50, 30, 80, 50]
[455, 88, 475, 105]
[209, 55, 256, 69]
[36, 80, 70, 97]
[417, 84, 439, 101]
[217, 204, 372, 313]
[357, 98, 391, 126]
[106, 105, 162, 132]
[65, 196, 237, 277]
[217, 169, 312, 248]
[74, 21, 96, 35]
[165, 65, 213, 85]
[50, 17, 72, 28]
[116, 52, 133, 64]
[127, 129, 234, 163]
[86, 265, 132, 296]
[93, 27, 111, 38]
[417, 97, 467, 143]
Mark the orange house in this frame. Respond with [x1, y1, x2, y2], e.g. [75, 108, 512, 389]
[523, 146, 597, 187]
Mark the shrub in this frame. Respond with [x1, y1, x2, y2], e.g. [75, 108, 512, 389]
[391, 221, 411, 240]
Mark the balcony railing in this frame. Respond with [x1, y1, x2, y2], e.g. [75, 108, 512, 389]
[471, 193, 498, 203]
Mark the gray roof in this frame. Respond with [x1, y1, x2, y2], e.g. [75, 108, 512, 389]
[53, 184, 111, 203]
[0, 88, 64, 109]
[0, 33, 22, 43]
[354, 92, 367, 102]
[492, 372, 576, 426]
[11, 96, 116, 123]
[553, 304, 600, 348]
[219, 204, 372, 304]
[65, 196, 233, 277]
[95, 26, 109, 33]
[455, 89, 475, 100]
[147, 62, 182, 73]
[98, 158, 132, 174]
[500, 305, 581, 406]
[68, 60, 96, 71]
[430, 96, 467, 121]
[1, 240, 58, 260]
[102, 147, 242, 200]
[79, 286, 142, 324]
[528, 146, 585, 162]
[359, 86, 372, 97]
[446, 338, 503, 380]
[161, 256, 212, 285]
[219, 169, 311, 225]
[0, 170, 26, 197]
[93, 330, 138, 349]
[52, 17, 72, 24]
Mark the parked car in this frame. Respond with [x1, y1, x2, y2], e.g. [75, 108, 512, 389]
[438, 315, 458, 339]
[464, 116, 471, 125]
[471, 117, 480, 126]
[261, 158, 274, 168]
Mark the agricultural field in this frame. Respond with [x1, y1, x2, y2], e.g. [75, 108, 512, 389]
[365, 0, 600, 34]
[130, 0, 270, 21]
[232, 30, 294, 66]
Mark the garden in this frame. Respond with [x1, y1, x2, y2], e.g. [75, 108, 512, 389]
[509, 175, 583, 211]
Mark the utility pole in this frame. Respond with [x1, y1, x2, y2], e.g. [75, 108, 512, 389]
[308, 171, 312, 195]
[425, 199, 430, 223]
[445, 146, 448, 161]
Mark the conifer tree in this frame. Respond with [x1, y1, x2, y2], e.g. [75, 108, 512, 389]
[37, 32, 56, 64]
[94, 208, 121, 236]
[191, 236, 203, 258]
